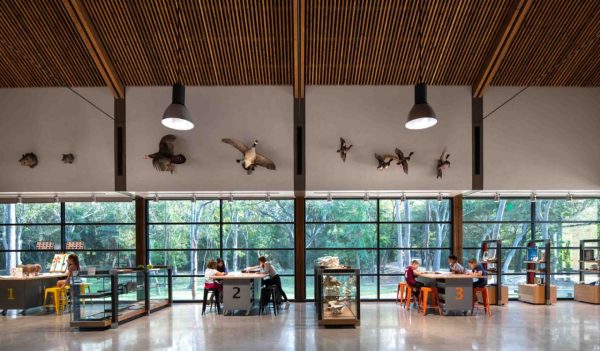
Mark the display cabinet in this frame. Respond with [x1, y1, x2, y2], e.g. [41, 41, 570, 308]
[314, 267, 360, 326]
[574, 239, 600, 304]
[519, 240, 555, 305]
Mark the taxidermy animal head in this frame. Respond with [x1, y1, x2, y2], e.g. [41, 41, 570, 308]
[145, 134, 186, 174]
[375, 153, 395, 171]
[394, 149, 414, 175]
[437, 149, 451, 179]
[19, 153, 38, 168]
[61, 153, 75, 164]
[336, 137, 353, 162]
[222, 138, 276, 175]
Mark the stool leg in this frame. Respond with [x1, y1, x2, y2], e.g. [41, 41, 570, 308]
[404, 289, 412, 310]
[53, 292, 60, 315]
[422, 290, 429, 316]
[202, 289, 208, 315]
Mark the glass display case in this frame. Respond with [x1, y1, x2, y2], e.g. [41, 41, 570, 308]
[146, 266, 173, 313]
[315, 267, 360, 326]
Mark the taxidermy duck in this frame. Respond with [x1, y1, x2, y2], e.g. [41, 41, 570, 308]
[437, 149, 451, 179]
[222, 138, 276, 175]
[145, 135, 186, 174]
[336, 137, 353, 162]
[375, 153, 395, 171]
[395, 148, 414, 174]
[62, 154, 75, 164]
[19, 153, 38, 168]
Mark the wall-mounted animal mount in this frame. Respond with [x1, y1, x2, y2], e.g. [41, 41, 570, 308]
[19, 153, 38, 168]
[336, 137, 353, 162]
[62, 153, 75, 164]
[375, 153, 395, 171]
[395, 149, 414, 174]
[437, 149, 451, 179]
[145, 135, 186, 174]
[222, 138, 276, 175]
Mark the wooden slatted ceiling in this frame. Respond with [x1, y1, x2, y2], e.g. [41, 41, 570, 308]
[493, 0, 600, 86]
[0, 0, 104, 87]
[82, 0, 293, 86]
[305, 0, 514, 85]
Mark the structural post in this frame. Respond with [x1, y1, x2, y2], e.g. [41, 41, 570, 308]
[135, 196, 147, 266]
[114, 97, 126, 191]
[472, 97, 483, 190]
[452, 195, 463, 262]
[294, 196, 306, 301]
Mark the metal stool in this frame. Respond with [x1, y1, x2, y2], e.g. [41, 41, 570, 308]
[260, 285, 280, 315]
[202, 287, 221, 315]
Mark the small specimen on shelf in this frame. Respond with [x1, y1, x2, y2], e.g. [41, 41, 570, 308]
[62, 153, 75, 164]
[145, 134, 187, 173]
[336, 137, 353, 162]
[19, 153, 38, 168]
[222, 138, 276, 175]
[394, 148, 414, 174]
[437, 148, 451, 179]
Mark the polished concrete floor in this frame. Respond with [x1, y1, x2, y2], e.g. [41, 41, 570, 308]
[0, 301, 598, 351]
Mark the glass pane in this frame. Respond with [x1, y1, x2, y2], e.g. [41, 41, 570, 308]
[76, 251, 135, 270]
[149, 250, 220, 276]
[380, 275, 404, 299]
[537, 199, 600, 222]
[463, 199, 531, 222]
[305, 224, 376, 248]
[551, 274, 579, 299]
[379, 199, 451, 222]
[0, 251, 60, 275]
[505, 275, 527, 298]
[222, 224, 294, 249]
[222, 200, 294, 223]
[463, 223, 531, 248]
[279, 276, 295, 300]
[535, 223, 600, 246]
[222, 249, 294, 274]
[306, 275, 315, 299]
[148, 224, 220, 250]
[65, 225, 136, 250]
[380, 249, 451, 273]
[305, 249, 377, 274]
[0, 203, 60, 224]
[148, 200, 220, 223]
[380, 223, 450, 248]
[462, 248, 528, 274]
[305, 200, 376, 222]
[65, 202, 135, 223]
[170, 276, 208, 301]
[360, 275, 377, 299]
[0, 225, 61, 250]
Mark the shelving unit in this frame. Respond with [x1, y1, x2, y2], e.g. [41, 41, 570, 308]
[315, 267, 360, 327]
[481, 240, 506, 305]
[519, 240, 555, 305]
[574, 239, 600, 304]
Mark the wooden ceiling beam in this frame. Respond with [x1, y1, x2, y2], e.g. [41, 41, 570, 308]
[62, 0, 124, 98]
[472, 0, 532, 98]
[293, 0, 305, 98]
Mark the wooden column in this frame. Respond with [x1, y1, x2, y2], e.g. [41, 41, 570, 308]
[135, 196, 147, 266]
[472, 97, 483, 190]
[114, 97, 126, 191]
[452, 195, 463, 263]
[294, 196, 306, 301]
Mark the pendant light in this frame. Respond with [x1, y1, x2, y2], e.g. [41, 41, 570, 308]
[405, 0, 437, 130]
[162, 0, 194, 131]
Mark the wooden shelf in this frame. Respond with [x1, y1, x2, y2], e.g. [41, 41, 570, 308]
[579, 260, 599, 263]
[523, 261, 546, 264]
[573, 270, 600, 274]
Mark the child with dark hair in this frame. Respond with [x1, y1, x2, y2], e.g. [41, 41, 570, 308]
[216, 258, 228, 274]
[448, 255, 466, 274]
[204, 259, 225, 291]
[57, 254, 80, 288]
[246, 256, 290, 308]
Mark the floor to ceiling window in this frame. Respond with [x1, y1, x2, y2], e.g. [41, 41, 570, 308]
[147, 199, 295, 301]
[305, 198, 452, 300]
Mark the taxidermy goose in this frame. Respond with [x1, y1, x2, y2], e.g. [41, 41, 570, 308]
[437, 149, 451, 179]
[336, 137, 353, 162]
[395, 148, 414, 174]
[145, 135, 186, 174]
[222, 138, 276, 175]
[62, 154, 75, 164]
[375, 153, 395, 171]
[19, 153, 38, 168]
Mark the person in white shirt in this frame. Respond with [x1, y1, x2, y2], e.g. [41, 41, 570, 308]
[204, 259, 225, 291]
[245, 256, 290, 308]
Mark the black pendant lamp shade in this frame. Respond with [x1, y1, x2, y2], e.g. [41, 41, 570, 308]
[162, 83, 194, 131]
[405, 83, 438, 130]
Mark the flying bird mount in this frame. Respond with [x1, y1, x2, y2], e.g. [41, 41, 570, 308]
[437, 149, 451, 179]
[222, 138, 276, 175]
[62, 153, 75, 164]
[336, 137, 353, 162]
[374, 149, 414, 174]
[145, 134, 187, 174]
[19, 153, 38, 168]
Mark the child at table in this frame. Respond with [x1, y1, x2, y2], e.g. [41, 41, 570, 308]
[468, 258, 488, 288]
[448, 255, 466, 274]
[57, 254, 80, 288]
[245, 256, 290, 308]
[204, 259, 225, 292]
[216, 258, 228, 274]
[404, 260, 424, 295]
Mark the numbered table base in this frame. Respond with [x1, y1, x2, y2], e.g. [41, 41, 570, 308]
[0, 275, 63, 313]
[418, 276, 474, 315]
[222, 278, 262, 316]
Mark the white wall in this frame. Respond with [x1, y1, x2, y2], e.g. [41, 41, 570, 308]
[484, 87, 600, 190]
[305, 86, 472, 191]
[0, 87, 114, 192]
[126, 86, 294, 192]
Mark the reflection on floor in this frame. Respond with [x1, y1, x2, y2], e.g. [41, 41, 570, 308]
[0, 301, 599, 351]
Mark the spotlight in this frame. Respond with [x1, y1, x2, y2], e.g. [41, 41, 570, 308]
[92, 193, 97, 204]
[494, 193, 500, 202]
[266, 193, 271, 203]
[363, 193, 369, 202]
[327, 193, 333, 203]
[437, 193, 443, 202]
[154, 194, 159, 203]
[192, 194, 197, 203]
[400, 193, 407, 203]
[566, 193, 574, 202]
[530, 193, 537, 203]
[17, 195, 23, 204]
[54, 194, 59, 203]
[228, 193, 234, 202]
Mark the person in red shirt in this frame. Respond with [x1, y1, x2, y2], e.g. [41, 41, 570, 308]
[404, 259, 424, 295]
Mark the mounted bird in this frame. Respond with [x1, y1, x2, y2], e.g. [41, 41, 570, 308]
[336, 137, 353, 162]
[437, 149, 451, 179]
[222, 138, 276, 175]
[61, 154, 75, 164]
[375, 153, 396, 171]
[19, 153, 38, 168]
[395, 148, 414, 174]
[145, 135, 186, 174]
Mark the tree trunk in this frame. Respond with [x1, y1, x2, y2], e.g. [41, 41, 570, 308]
[394, 201, 404, 270]
[503, 224, 529, 273]
[8, 204, 18, 270]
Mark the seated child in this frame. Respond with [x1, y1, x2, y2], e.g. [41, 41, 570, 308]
[448, 255, 466, 274]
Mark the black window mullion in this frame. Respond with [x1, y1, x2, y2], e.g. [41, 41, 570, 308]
[376, 198, 380, 300]
[219, 200, 224, 260]
[60, 202, 66, 250]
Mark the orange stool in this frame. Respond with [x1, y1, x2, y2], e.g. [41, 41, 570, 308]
[404, 285, 419, 310]
[472, 287, 491, 316]
[418, 287, 442, 316]
[396, 282, 408, 304]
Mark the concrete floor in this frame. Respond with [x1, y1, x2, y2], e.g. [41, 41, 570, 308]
[0, 302, 598, 351]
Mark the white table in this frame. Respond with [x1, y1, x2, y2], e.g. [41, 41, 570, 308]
[209, 273, 268, 315]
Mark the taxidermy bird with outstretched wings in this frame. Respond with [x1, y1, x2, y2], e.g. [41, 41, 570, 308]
[222, 138, 276, 175]
[336, 137, 353, 162]
[145, 135, 186, 174]
[375, 153, 396, 171]
[437, 149, 451, 179]
[395, 148, 414, 174]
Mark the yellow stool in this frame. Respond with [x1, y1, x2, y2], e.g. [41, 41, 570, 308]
[43, 287, 67, 315]
[65, 283, 91, 305]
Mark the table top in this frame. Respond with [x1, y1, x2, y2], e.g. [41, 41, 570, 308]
[209, 272, 268, 280]
[0, 273, 67, 281]
[418, 272, 475, 280]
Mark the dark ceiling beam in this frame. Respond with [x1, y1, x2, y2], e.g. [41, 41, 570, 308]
[293, 0, 305, 98]
[472, 0, 532, 98]
[62, 0, 125, 98]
